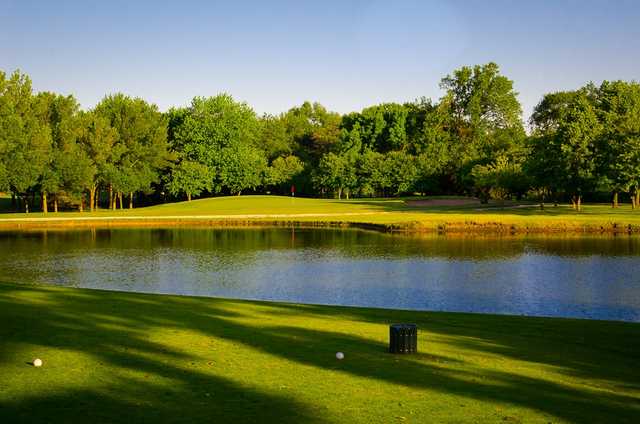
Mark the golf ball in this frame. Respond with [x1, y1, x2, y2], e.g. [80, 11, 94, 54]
[33, 358, 43, 367]
[336, 352, 344, 360]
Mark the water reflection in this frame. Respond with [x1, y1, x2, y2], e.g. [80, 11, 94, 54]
[1, 228, 639, 321]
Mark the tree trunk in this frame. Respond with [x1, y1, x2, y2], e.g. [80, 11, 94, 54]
[54, 197, 58, 213]
[129, 192, 133, 209]
[636, 192, 640, 210]
[337, 187, 342, 200]
[187, 193, 192, 202]
[42, 192, 48, 214]
[79, 195, 84, 212]
[118, 192, 123, 210]
[89, 186, 96, 212]
[95, 188, 100, 210]
[24, 196, 29, 213]
[109, 184, 114, 210]
[613, 192, 619, 208]
[577, 195, 581, 212]
[571, 197, 576, 210]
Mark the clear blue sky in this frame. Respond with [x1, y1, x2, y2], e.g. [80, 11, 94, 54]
[2, 0, 639, 120]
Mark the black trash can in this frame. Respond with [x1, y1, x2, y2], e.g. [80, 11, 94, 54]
[389, 323, 418, 354]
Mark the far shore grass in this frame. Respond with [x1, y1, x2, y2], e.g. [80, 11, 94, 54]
[1, 282, 639, 423]
[2, 195, 640, 233]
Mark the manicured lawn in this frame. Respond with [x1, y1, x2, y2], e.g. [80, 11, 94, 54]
[1, 195, 640, 232]
[0, 282, 638, 423]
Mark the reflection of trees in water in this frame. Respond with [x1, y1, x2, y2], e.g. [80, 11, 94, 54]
[1, 228, 640, 260]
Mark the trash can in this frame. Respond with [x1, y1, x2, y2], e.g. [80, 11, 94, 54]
[389, 323, 418, 354]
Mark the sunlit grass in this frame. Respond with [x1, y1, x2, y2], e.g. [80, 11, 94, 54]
[1, 282, 638, 423]
[1, 195, 640, 232]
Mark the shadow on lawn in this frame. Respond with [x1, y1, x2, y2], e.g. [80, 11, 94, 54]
[1, 283, 639, 423]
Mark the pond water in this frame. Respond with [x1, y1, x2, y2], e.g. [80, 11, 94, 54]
[1, 227, 640, 322]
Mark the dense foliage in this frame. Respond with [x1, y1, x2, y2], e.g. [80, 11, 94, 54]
[1, 64, 639, 212]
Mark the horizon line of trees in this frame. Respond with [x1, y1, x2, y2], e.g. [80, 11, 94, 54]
[1, 63, 639, 213]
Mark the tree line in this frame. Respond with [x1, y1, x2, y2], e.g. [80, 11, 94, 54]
[1, 63, 639, 213]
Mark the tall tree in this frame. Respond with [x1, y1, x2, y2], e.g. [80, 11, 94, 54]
[439, 62, 525, 191]
[0, 70, 51, 212]
[94, 94, 171, 209]
[341, 103, 409, 153]
[165, 160, 212, 201]
[314, 152, 358, 199]
[174, 94, 259, 164]
[77, 111, 118, 211]
[34, 92, 97, 212]
[258, 114, 292, 160]
[265, 155, 304, 193]
[282, 102, 341, 164]
[215, 144, 267, 195]
[530, 89, 602, 210]
[595, 81, 640, 208]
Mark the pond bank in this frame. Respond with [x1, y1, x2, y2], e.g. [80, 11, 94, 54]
[1, 214, 640, 234]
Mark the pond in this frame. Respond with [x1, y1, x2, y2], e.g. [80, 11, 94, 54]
[1, 227, 639, 322]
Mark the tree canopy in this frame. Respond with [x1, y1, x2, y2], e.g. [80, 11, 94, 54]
[1, 65, 639, 212]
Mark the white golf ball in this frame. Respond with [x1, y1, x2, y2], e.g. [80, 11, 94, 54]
[336, 352, 344, 360]
[33, 358, 43, 367]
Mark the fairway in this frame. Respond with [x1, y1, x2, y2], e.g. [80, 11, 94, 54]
[2, 195, 640, 233]
[1, 282, 638, 423]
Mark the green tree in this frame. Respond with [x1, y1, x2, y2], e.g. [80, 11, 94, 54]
[34, 92, 97, 212]
[595, 81, 640, 208]
[77, 112, 119, 211]
[266, 155, 304, 192]
[439, 62, 525, 191]
[94, 94, 171, 209]
[530, 89, 602, 210]
[382, 151, 418, 196]
[340, 103, 409, 153]
[0, 70, 51, 212]
[282, 102, 341, 164]
[258, 114, 292, 160]
[174, 94, 259, 165]
[356, 150, 385, 197]
[314, 152, 357, 199]
[165, 160, 212, 201]
[471, 157, 530, 203]
[215, 144, 267, 195]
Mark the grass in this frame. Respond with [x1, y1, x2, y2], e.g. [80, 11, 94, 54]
[2, 195, 640, 233]
[0, 282, 639, 423]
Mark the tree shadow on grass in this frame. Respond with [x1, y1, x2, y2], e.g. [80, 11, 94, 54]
[176, 307, 640, 423]
[268, 301, 640, 388]
[1, 283, 639, 423]
[0, 285, 326, 424]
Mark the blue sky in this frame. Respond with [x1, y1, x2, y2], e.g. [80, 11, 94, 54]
[2, 0, 639, 120]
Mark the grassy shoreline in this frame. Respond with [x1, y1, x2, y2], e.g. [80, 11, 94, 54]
[2, 195, 640, 234]
[1, 282, 639, 423]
